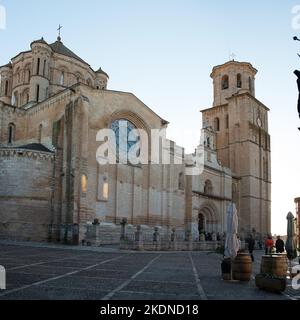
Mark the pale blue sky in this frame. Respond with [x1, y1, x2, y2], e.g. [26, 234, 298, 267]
[0, 0, 299, 235]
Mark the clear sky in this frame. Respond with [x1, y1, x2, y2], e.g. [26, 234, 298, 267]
[0, 0, 299, 235]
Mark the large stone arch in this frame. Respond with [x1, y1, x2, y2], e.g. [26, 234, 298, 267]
[198, 201, 220, 233]
[106, 110, 151, 135]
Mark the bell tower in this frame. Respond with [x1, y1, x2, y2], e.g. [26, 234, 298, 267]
[202, 60, 271, 236]
[211, 60, 257, 107]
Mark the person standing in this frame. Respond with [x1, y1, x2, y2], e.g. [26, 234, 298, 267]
[265, 235, 274, 255]
[247, 235, 255, 262]
[275, 236, 285, 253]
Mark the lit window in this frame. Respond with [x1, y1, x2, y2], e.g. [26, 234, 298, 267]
[103, 179, 109, 200]
[81, 175, 87, 193]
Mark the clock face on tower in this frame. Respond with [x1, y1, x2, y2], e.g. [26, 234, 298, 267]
[256, 117, 262, 128]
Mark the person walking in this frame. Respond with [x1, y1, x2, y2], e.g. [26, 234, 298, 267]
[247, 235, 255, 262]
[265, 235, 274, 255]
[275, 236, 285, 253]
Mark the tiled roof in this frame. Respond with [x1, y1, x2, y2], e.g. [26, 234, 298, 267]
[49, 37, 89, 65]
[17, 143, 53, 153]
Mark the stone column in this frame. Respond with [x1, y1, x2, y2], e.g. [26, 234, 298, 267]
[73, 95, 90, 244]
[199, 233, 205, 242]
[134, 225, 144, 251]
[60, 224, 66, 243]
[120, 218, 128, 240]
[153, 227, 161, 251]
[170, 227, 177, 251]
[85, 220, 101, 246]
[212, 232, 217, 241]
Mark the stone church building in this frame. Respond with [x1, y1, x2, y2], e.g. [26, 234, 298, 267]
[0, 36, 271, 245]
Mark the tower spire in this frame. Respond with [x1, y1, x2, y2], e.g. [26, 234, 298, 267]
[229, 52, 236, 61]
[57, 24, 62, 41]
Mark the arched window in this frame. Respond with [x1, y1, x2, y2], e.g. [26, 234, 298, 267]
[8, 123, 15, 144]
[25, 69, 31, 83]
[36, 58, 40, 75]
[60, 71, 65, 86]
[43, 60, 46, 77]
[226, 114, 229, 129]
[204, 180, 213, 195]
[36, 85, 40, 102]
[38, 124, 43, 143]
[76, 73, 83, 84]
[110, 119, 139, 164]
[237, 74, 242, 88]
[221, 75, 229, 90]
[12, 91, 18, 106]
[178, 172, 184, 190]
[206, 137, 211, 148]
[22, 89, 29, 105]
[214, 117, 220, 131]
[87, 78, 92, 86]
[5, 80, 9, 96]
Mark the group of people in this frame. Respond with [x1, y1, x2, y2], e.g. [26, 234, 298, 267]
[264, 235, 285, 255]
[246, 234, 285, 262]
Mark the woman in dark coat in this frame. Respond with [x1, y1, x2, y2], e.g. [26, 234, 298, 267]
[247, 235, 255, 262]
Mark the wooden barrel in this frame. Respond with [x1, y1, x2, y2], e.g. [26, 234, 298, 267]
[260, 255, 288, 277]
[232, 253, 252, 281]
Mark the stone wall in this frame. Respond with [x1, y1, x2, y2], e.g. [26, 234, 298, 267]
[0, 148, 54, 241]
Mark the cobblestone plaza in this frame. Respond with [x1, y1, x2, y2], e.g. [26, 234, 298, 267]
[0, 242, 298, 300]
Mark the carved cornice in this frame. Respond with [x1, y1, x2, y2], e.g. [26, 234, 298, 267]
[0, 148, 54, 161]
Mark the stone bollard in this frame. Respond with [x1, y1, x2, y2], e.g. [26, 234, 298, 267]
[60, 224, 66, 244]
[66, 224, 73, 244]
[85, 220, 101, 246]
[72, 224, 79, 245]
[134, 225, 144, 251]
[212, 233, 217, 241]
[153, 227, 161, 251]
[120, 218, 128, 241]
[170, 227, 177, 251]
